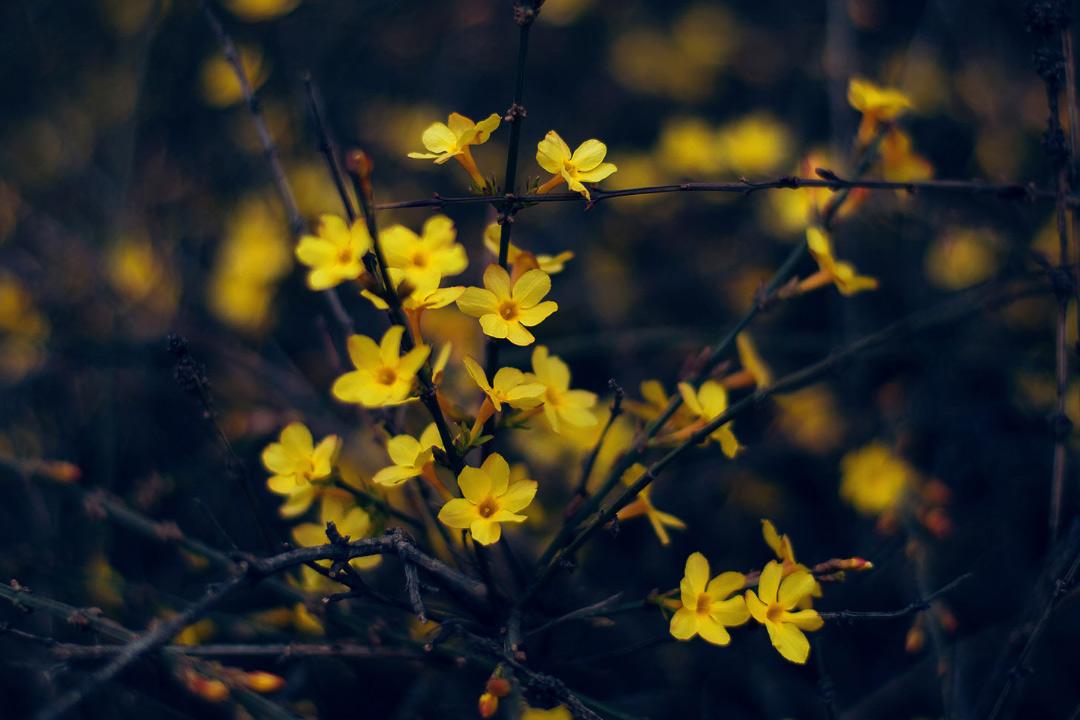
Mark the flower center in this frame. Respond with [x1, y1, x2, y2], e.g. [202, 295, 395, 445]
[562, 159, 576, 175]
[375, 366, 398, 386]
[411, 251, 428, 268]
[766, 603, 785, 623]
[498, 301, 519, 321]
[477, 496, 498, 518]
[695, 593, 712, 614]
[337, 247, 353, 264]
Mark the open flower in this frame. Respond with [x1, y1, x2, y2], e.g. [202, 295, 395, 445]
[527, 345, 598, 433]
[761, 519, 822, 607]
[371, 423, 443, 487]
[457, 264, 558, 346]
[801, 226, 878, 296]
[840, 441, 913, 515]
[483, 223, 574, 275]
[676, 381, 742, 457]
[463, 356, 546, 413]
[437, 453, 537, 545]
[291, 489, 381, 571]
[295, 214, 372, 290]
[745, 560, 824, 664]
[261, 421, 341, 503]
[332, 326, 430, 407]
[408, 112, 501, 186]
[847, 77, 913, 145]
[616, 464, 686, 545]
[535, 131, 618, 200]
[380, 215, 468, 290]
[669, 552, 750, 645]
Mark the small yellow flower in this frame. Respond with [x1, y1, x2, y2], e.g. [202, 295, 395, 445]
[408, 112, 501, 186]
[437, 453, 537, 545]
[840, 441, 912, 515]
[295, 214, 372, 290]
[483, 223, 574, 275]
[527, 345, 598, 433]
[847, 77, 913, 145]
[879, 128, 933, 183]
[331, 326, 430, 407]
[380, 215, 468, 290]
[292, 489, 381, 571]
[535, 131, 618, 200]
[523, 706, 572, 720]
[669, 552, 750, 645]
[262, 421, 340, 489]
[616, 464, 686, 545]
[622, 380, 696, 429]
[676, 381, 742, 458]
[362, 276, 465, 314]
[371, 423, 444, 487]
[463, 356, 546, 413]
[802, 226, 879, 296]
[745, 560, 824, 664]
[223, 0, 300, 21]
[720, 333, 773, 390]
[200, 45, 268, 107]
[761, 519, 822, 607]
[456, 264, 558, 346]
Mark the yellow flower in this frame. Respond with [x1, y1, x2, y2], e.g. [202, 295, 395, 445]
[295, 214, 372, 290]
[847, 77, 913, 145]
[200, 45, 269, 108]
[456, 264, 558, 346]
[331, 326, 430, 407]
[0, 273, 49, 383]
[761, 519, 822, 607]
[535, 131, 618, 200]
[879, 128, 933, 183]
[616, 464, 686, 545]
[716, 113, 791, 176]
[528, 345, 598, 433]
[803, 226, 879, 296]
[622, 380, 695, 429]
[840, 441, 912, 515]
[292, 489, 381, 571]
[924, 228, 998, 290]
[371, 423, 443, 487]
[523, 706, 572, 720]
[262, 421, 340, 489]
[676, 381, 742, 458]
[380, 215, 468, 290]
[745, 560, 824, 664]
[223, 0, 300, 21]
[775, 386, 845, 453]
[721, 333, 773, 390]
[408, 112, 501, 186]
[463, 356, 546, 413]
[483, 223, 574, 275]
[437, 453, 537, 545]
[669, 552, 750, 645]
[362, 276, 465, 314]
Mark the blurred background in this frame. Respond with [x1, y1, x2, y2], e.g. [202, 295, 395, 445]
[1, 0, 1077, 717]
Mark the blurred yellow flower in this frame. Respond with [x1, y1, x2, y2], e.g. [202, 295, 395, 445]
[0, 273, 49, 383]
[716, 114, 791, 176]
[456, 264, 557, 346]
[292, 489, 381, 571]
[658, 117, 720, 175]
[676, 381, 742, 458]
[483, 223, 573, 275]
[295, 214, 372, 290]
[408, 112, 501, 187]
[438, 453, 537, 545]
[523, 706, 572, 720]
[745, 560, 824, 664]
[848, 77, 913, 145]
[527, 345, 598, 434]
[879, 129, 933, 183]
[840, 441, 913, 515]
[802, 226, 878, 296]
[371, 424, 443, 487]
[925, 228, 999, 290]
[669, 552, 749, 645]
[616, 464, 686, 545]
[380, 215, 468, 290]
[775, 386, 845, 453]
[721, 333, 772, 390]
[332, 326, 430, 407]
[223, 0, 300, 22]
[536, 131, 617, 200]
[200, 45, 268, 107]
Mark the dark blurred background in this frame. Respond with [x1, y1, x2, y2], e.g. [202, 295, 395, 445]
[1, 0, 1077, 718]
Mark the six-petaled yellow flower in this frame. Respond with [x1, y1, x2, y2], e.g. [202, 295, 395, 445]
[847, 77, 913, 145]
[457, 264, 558, 346]
[437, 453, 537, 545]
[745, 560, 824, 664]
[676, 381, 742, 457]
[527, 345, 598, 433]
[669, 552, 750, 645]
[261, 422, 341, 513]
[535, 131, 618, 200]
[616, 464, 686, 545]
[372, 423, 444, 487]
[332, 326, 430, 407]
[295, 214, 372, 290]
[801, 226, 879, 296]
[380, 215, 468, 291]
[408, 112, 501, 187]
[483, 223, 574, 275]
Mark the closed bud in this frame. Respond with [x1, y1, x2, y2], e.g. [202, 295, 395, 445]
[485, 676, 512, 698]
[478, 691, 499, 718]
[242, 671, 286, 693]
